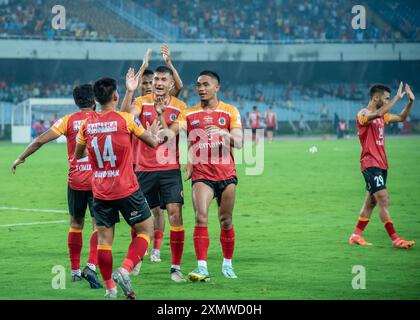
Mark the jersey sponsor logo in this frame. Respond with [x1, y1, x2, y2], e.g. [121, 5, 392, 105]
[170, 113, 177, 121]
[73, 120, 82, 131]
[204, 116, 213, 124]
[218, 117, 226, 125]
[143, 111, 153, 118]
[191, 120, 200, 126]
[87, 121, 118, 134]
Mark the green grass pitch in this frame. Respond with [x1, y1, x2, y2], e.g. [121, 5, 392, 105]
[0, 137, 419, 300]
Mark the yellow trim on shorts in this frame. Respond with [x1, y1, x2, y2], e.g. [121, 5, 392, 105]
[97, 245, 112, 251]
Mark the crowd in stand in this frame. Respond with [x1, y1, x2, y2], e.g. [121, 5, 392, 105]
[0, 0, 110, 40]
[141, 0, 406, 41]
[0, 0, 417, 42]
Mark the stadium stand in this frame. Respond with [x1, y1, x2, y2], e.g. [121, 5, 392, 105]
[1, 0, 418, 42]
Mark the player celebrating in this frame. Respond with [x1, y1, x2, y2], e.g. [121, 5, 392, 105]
[158, 71, 243, 281]
[75, 78, 158, 299]
[349, 82, 415, 249]
[11, 84, 102, 289]
[122, 61, 187, 282]
[249, 105, 261, 144]
[122, 45, 185, 278]
[264, 106, 278, 142]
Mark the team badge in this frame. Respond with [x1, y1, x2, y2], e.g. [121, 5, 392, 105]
[191, 120, 200, 126]
[143, 112, 152, 118]
[218, 117, 226, 126]
[170, 113, 177, 121]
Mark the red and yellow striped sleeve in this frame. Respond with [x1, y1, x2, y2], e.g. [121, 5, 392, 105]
[133, 96, 143, 116]
[173, 109, 187, 130]
[357, 108, 370, 126]
[120, 111, 145, 138]
[50, 115, 70, 136]
[228, 105, 242, 129]
[76, 119, 87, 145]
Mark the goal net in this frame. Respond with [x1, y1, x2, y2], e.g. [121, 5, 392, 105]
[11, 98, 77, 143]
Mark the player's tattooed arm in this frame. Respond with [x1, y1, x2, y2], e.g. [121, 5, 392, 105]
[121, 67, 140, 113]
[386, 84, 415, 123]
[161, 44, 183, 97]
[75, 142, 87, 160]
[11, 129, 61, 174]
[367, 81, 405, 122]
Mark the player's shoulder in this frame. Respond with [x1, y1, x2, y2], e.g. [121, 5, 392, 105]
[116, 110, 136, 121]
[170, 96, 187, 110]
[217, 101, 239, 115]
[357, 107, 369, 117]
[183, 104, 203, 116]
[135, 94, 153, 105]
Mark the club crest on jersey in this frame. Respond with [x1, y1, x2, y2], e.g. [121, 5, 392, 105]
[143, 112, 153, 118]
[170, 113, 177, 121]
[218, 117, 226, 126]
[191, 119, 200, 126]
[204, 116, 213, 124]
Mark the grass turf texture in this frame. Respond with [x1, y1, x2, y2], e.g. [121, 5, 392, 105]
[0, 137, 419, 300]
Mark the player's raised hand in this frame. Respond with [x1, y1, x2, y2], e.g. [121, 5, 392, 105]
[155, 95, 168, 115]
[405, 84, 415, 102]
[183, 162, 193, 181]
[396, 81, 406, 99]
[161, 43, 172, 66]
[138, 48, 152, 72]
[126, 67, 139, 92]
[11, 158, 25, 174]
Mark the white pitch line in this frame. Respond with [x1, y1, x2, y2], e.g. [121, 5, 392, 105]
[0, 220, 67, 228]
[0, 207, 67, 214]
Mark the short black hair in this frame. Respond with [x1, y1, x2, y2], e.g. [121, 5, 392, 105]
[93, 78, 117, 105]
[154, 66, 173, 76]
[143, 69, 154, 77]
[253, 105, 258, 110]
[199, 70, 220, 84]
[369, 84, 391, 99]
[73, 84, 94, 109]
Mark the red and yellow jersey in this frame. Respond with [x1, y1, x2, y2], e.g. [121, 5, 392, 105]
[249, 111, 260, 128]
[51, 110, 95, 191]
[132, 94, 187, 172]
[77, 110, 145, 201]
[265, 111, 277, 127]
[357, 108, 392, 171]
[175, 101, 242, 181]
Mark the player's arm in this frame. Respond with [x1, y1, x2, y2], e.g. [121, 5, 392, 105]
[135, 48, 152, 92]
[161, 44, 183, 97]
[75, 121, 88, 160]
[121, 67, 141, 113]
[365, 82, 405, 122]
[386, 84, 415, 123]
[206, 126, 243, 149]
[11, 129, 61, 173]
[274, 112, 278, 129]
[126, 114, 159, 148]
